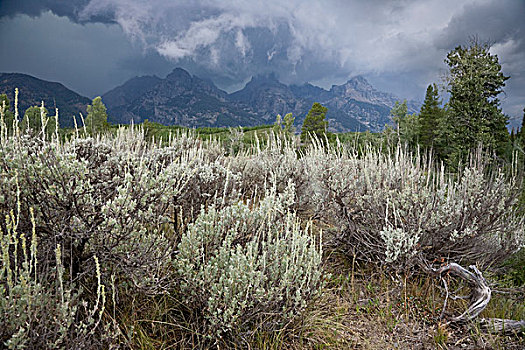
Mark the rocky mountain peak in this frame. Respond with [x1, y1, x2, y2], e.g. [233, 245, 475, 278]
[250, 72, 279, 82]
[1, 69, 421, 132]
[345, 75, 373, 89]
[166, 68, 192, 82]
[330, 75, 375, 98]
[230, 72, 291, 106]
[243, 72, 283, 89]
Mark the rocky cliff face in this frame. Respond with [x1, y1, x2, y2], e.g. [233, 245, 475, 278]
[231, 74, 420, 132]
[326, 76, 420, 131]
[100, 68, 421, 132]
[229, 73, 329, 128]
[103, 68, 260, 127]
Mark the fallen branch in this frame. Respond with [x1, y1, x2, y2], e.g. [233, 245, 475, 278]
[480, 318, 525, 334]
[429, 262, 524, 334]
[432, 263, 491, 323]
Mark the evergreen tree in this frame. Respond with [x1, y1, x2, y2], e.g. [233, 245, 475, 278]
[301, 102, 328, 142]
[85, 97, 109, 135]
[442, 38, 509, 165]
[418, 84, 443, 150]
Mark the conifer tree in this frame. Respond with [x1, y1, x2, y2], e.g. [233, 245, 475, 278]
[301, 102, 328, 142]
[418, 84, 442, 150]
[442, 38, 509, 165]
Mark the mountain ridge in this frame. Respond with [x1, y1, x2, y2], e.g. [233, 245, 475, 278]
[102, 68, 421, 132]
[0, 73, 91, 127]
[0, 70, 421, 132]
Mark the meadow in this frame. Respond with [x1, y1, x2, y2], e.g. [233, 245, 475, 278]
[0, 115, 524, 349]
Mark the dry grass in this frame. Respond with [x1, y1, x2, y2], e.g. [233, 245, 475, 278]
[266, 248, 525, 350]
[1, 118, 523, 349]
[114, 229, 524, 349]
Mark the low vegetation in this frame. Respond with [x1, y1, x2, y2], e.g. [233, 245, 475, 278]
[0, 112, 523, 348]
[1, 39, 524, 349]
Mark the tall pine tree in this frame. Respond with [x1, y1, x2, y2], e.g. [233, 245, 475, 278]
[442, 38, 509, 165]
[418, 84, 442, 150]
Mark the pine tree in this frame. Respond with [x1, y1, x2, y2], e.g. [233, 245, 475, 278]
[442, 38, 509, 165]
[418, 84, 442, 150]
[301, 103, 328, 142]
[85, 97, 109, 135]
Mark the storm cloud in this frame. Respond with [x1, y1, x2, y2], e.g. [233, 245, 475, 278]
[1, 0, 523, 123]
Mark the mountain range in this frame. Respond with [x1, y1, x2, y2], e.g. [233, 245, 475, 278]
[0, 69, 421, 132]
[102, 68, 420, 132]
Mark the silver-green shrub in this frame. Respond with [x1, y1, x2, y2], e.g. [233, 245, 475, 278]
[1, 109, 523, 345]
[228, 132, 313, 215]
[316, 144, 524, 267]
[0, 135, 183, 292]
[174, 183, 323, 342]
[0, 208, 112, 349]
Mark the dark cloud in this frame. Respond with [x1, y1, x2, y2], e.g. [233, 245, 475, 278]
[435, 1, 525, 50]
[0, 0, 77, 18]
[0, 11, 172, 97]
[75, 0, 459, 94]
[0, 0, 113, 23]
[0, 0, 523, 122]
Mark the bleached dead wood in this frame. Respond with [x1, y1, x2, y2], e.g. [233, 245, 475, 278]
[480, 318, 525, 334]
[432, 263, 491, 322]
[430, 263, 524, 334]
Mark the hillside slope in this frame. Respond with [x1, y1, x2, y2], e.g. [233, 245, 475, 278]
[0, 73, 91, 127]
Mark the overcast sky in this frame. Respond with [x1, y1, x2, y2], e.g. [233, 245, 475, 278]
[0, 0, 523, 125]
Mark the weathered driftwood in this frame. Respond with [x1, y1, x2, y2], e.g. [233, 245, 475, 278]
[480, 318, 525, 334]
[432, 263, 491, 322]
[430, 263, 524, 333]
